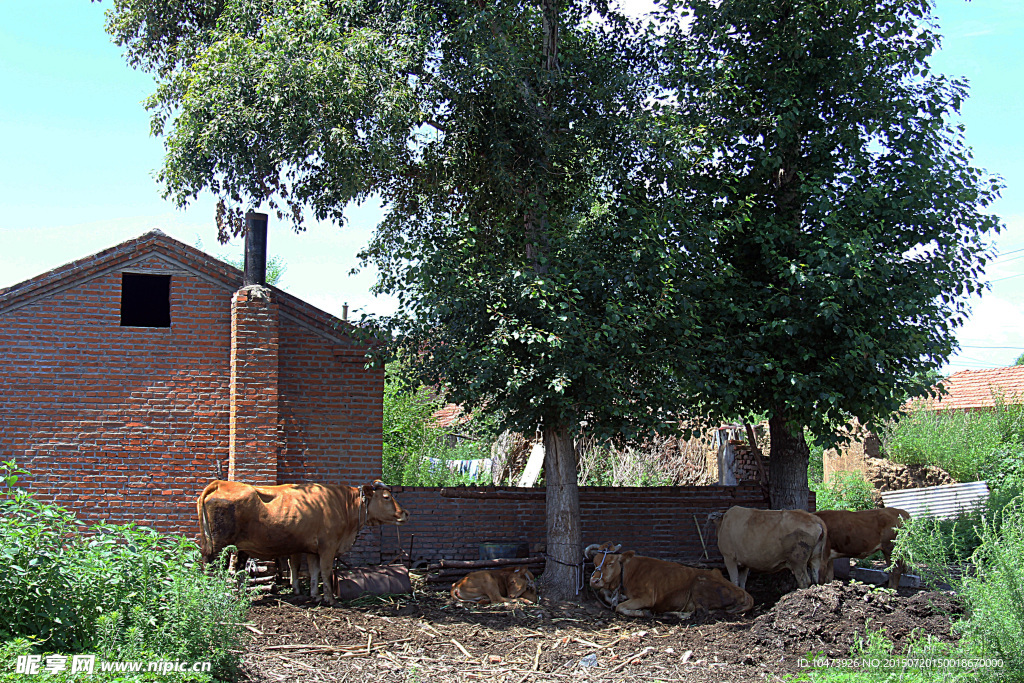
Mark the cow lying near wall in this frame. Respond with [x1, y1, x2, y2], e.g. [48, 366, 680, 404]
[450, 566, 537, 605]
[716, 506, 827, 589]
[588, 548, 753, 617]
[815, 507, 911, 588]
[584, 542, 624, 608]
[197, 479, 409, 605]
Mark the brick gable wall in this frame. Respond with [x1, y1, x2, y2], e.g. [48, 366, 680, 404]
[0, 243, 382, 536]
[0, 258, 231, 532]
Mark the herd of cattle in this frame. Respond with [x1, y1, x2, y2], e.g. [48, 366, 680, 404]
[195, 478, 910, 616]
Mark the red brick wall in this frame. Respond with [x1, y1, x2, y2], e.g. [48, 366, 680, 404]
[347, 485, 815, 567]
[1, 237, 381, 536]
[276, 323, 383, 486]
[229, 286, 280, 485]
[0, 256, 232, 534]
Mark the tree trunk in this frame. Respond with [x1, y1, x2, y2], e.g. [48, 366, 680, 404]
[768, 412, 810, 510]
[540, 421, 583, 602]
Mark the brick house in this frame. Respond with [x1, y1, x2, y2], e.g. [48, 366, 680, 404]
[0, 223, 383, 536]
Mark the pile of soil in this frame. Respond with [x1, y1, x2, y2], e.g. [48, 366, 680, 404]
[240, 577, 963, 683]
[865, 456, 955, 493]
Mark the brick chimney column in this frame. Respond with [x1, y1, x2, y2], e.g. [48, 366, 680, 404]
[228, 285, 279, 484]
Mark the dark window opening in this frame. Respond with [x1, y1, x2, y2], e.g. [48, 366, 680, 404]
[120, 273, 171, 327]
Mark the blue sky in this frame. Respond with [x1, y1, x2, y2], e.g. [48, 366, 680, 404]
[1, 0, 1022, 374]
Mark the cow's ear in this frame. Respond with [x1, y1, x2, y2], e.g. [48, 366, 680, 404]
[621, 551, 635, 560]
[362, 484, 374, 499]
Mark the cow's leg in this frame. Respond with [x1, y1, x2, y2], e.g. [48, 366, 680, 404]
[808, 532, 827, 585]
[790, 563, 811, 589]
[723, 556, 741, 587]
[287, 554, 303, 596]
[308, 554, 323, 601]
[820, 555, 836, 583]
[317, 546, 339, 606]
[614, 599, 652, 618]
[737, 566, 750, 590]
[883, 547, 905, 589]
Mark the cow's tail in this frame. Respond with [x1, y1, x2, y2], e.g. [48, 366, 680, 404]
[197, 481, 219, 564]
[810, 517, 828, 585]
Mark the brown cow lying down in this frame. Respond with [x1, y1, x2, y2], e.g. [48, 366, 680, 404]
[589, 550, 753, 617]
[450, 566, 537, 605]
[716, 506, 827, 590]
[197, 479, 409, 605]
[815, 508, 911, 588]
[584, 542, 624, 609]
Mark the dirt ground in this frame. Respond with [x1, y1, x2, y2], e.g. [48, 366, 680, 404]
[238, 572, 963, 683]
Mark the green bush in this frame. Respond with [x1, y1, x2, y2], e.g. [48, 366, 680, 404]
[881, 398, 1024, 483]
[811, 471, 876, 511]
[956, 500, 1024, 678]
[0, 462, 249, 680]
[891, 494, 1024, 681]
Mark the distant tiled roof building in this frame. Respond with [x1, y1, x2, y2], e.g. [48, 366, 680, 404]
[432, 403, 465, 430]
[918, 366, 1024, 412]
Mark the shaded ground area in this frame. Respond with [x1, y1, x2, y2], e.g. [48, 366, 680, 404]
[240, 575, 962, 683]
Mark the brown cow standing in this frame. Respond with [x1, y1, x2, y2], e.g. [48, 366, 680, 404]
[450, 566, 538, 605]
[197, 479, 409, 605]
[716, 506, 828, 590]
[815, 508, 911, 588]
[589, 550, 753, 617]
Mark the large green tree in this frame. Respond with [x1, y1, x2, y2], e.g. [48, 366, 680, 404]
[658, 0, 1002, 508]
[105, 0, 701, 599]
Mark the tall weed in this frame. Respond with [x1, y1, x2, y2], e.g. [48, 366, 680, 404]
[811, 471, 876, 511]
[957, 500, 1024, 678]
[0, 462, 249, 680]
[881, 398, 1024, 482]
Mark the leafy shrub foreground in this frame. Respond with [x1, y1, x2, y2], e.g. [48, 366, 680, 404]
[0, 462, 249, 680]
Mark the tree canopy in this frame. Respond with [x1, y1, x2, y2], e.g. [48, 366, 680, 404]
[657, 0, 1002, 507]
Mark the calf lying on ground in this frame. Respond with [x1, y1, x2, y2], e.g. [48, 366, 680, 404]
[815, 507, 911, 588]
[450, 566, 537, 605]
[589, 550, 753, 617]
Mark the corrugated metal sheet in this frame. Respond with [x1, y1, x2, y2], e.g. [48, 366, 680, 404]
[880, 481, 989, 520]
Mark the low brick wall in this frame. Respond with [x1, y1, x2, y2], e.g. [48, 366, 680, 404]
[349, 484, 814, 567]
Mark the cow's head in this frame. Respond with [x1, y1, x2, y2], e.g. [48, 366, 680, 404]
[507, 566, 537, 602]
[362, 481, 410, 526]
[688, 569, 754, 614]
[590, 550, 633, 591]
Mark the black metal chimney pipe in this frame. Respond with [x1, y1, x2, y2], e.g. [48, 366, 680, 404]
[243, 212, 268, 286]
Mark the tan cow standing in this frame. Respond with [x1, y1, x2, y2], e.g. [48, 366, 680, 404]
[450, 566, 538, 605]
[197, 479, 409, 605]
[716, 506, 827, 590]
[815, 508, 911, 588]
[589, 550, 754, 617]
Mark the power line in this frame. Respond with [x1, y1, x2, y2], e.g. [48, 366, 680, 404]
[990, 272, 1024, 283]
[959, 345, 1024, 350]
